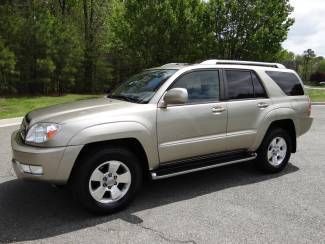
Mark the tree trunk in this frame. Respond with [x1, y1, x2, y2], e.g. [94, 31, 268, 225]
[83, 0, 95, 93]
[58, 0, 66, 16]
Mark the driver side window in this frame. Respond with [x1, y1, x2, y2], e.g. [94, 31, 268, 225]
[170, 70, 220, 104]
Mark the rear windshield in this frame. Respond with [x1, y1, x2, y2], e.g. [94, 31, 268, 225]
[265, 71, 304, 96]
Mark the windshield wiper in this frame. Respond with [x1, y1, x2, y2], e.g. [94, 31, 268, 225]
[107, 94, 140, 103]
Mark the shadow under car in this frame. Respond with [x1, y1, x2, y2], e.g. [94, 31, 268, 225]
[0, 161, 299, 243]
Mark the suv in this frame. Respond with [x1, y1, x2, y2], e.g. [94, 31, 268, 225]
[11, 60, 313, 214]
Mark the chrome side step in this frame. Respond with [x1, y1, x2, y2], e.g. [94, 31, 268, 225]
[151, 153, 257, 180]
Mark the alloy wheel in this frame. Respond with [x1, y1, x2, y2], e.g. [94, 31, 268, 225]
[88, 160, 131, 203]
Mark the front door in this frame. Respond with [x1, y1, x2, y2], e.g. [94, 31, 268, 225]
[157, 69, 228, 163]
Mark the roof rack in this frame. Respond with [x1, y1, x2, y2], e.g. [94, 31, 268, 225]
[160, 63, 190, 68]
[200, 60, 286, 69]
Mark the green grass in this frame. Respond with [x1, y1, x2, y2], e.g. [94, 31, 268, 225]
[0, 94, 101, 119]
[306, 89, 325, 102]
[1, 89, 324, 120]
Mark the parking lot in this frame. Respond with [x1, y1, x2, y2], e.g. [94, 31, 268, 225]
[0, 106, 324, 243]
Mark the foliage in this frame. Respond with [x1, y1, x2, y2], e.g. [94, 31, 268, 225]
[82, 0, 112, 92]
[301, 49, 316, 81]
[205, 0, 294, 61]
[107, 0, 208, 83]
[0, 0, 295, 95]
[310, 72, 325, 84]
[318, 60, 325, 73]
[276, 48, 325, 82]
[0, 38, 16, 94]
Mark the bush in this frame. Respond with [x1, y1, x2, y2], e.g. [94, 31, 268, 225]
[310, 72, 325, 85]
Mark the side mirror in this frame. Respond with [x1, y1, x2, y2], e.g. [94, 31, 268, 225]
[160, 88, 188, 108]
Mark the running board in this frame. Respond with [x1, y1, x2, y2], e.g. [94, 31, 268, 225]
[151, 152, 257, 180]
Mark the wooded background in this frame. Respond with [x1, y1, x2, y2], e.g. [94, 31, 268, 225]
[0, 0, 324, 96]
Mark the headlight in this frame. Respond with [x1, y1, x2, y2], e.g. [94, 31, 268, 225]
[26, 123, 61, 143]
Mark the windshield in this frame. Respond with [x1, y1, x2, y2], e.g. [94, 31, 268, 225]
[109, 69, 177, 103]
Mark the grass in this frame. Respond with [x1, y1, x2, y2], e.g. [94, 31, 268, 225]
[0, 94, 101, 119]
[0, 89, 324, 120]
[306, 89, 325, 102]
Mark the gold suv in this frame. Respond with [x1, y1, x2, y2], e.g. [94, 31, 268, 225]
[11, 60, 313, 214]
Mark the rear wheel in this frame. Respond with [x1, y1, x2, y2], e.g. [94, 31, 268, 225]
[71, 147, 143, 214]
[255, 128, 292, 173]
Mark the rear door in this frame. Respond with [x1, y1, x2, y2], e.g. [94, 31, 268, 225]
[224, 69, 272, 151]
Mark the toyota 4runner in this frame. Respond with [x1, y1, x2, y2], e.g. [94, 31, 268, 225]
[11, 60, 313, 214]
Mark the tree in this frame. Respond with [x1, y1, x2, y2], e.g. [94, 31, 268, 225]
[205, 0, 294, 61]
[318, 60, 325, 73]
[0, 0, 296, 95]
[302, 49, 316, 81]
[310, 71, 325, 84]
[0, 1, 84, 95]
[50, 18, 82, 95]
[82, 0, 111, 93]
[0, 37, 16, 94]
[276, 49, 296, 70]
[108, 0, 207, 83]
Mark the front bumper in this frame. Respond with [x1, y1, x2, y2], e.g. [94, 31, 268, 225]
[11, 131, 83, 184]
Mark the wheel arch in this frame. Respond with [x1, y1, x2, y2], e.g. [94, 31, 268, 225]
[258, 119, 297, 153]
[266, 119, 297, 153]
[252, 107, 297, 153]
[69, 138, 150, 184]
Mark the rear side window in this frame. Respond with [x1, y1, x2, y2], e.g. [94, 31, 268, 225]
[225, 70, 254, 99]
[266, 71, 304, 96]
[252, 72, 267, 98]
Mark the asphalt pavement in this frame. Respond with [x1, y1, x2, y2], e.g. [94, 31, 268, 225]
[0, 107, 324, 243]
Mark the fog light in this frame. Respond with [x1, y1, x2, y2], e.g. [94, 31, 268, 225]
[20, 163, 31, 173]
[15, 160, 43, 175]
[30, 165, 43, 175]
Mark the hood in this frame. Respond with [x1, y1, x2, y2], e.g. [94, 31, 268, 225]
[26, 97, 136, 125]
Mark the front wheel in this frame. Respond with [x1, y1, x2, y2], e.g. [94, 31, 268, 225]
[71, 147, 143, 214]
[255, 128, 292, 173]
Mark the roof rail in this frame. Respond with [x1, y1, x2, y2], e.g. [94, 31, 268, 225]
[160, 63, 190, 68]
[200, 60, 286, 69]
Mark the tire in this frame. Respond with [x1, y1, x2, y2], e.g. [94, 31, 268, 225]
[71, 147, 143, 214]
[255, 128, 292, 173]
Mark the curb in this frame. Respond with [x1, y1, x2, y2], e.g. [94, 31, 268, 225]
[312, 102, 325, 105]
[0, 117, 23, 128]
[305, 86, 325, 90]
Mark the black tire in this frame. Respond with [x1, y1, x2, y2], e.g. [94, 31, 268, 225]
[255, 128, 292, 173]
[71, 147, 143, 214]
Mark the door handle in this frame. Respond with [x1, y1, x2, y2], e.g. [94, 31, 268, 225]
[257, 102, 269, 109]
[211, 106, 226, 113]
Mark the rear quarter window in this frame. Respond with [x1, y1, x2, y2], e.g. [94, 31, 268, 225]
[265, 71, 304, 96]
